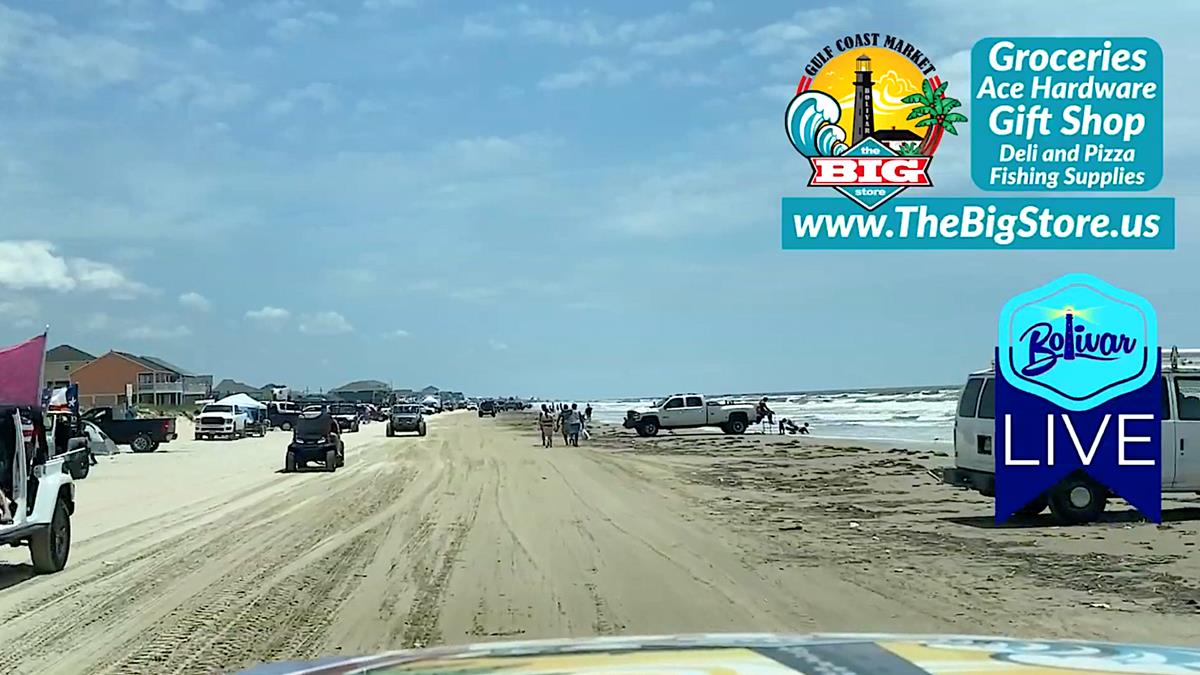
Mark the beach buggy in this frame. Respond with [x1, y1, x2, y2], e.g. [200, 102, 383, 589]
[0, 334, 74, 574]
[285, 408, 345, 472]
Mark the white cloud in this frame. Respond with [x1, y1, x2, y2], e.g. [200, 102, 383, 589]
[79, 312, 111, 333]
[489, 339, 508, 351]
[148, 74, 256, 111]
[189, 36, 219, 53]
[689, 1, 715, 12]
[384, 328, 410, 338]
[634, 29, 727, 56]
[125, 324, 192, 340]
[299, 311, 353, 335]
[0, 298, 39, 325]
[0, 241, 148, 298]
[462, 7, 676, 47]
[743, 7, 863, 57]
[539, 57, 645, 90]
[266, 82, 338, 115]
[246, 305, 290, 327]
[268, 9, 337, 40]
[0, 7, 144, 91]
[178, 291, 212, 311]
[168, 0, 219, 12]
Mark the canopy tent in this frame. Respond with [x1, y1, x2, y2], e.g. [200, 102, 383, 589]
[215, 393, 267, 409]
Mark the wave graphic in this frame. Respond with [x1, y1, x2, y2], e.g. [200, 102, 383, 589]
[785, 90, 848, 158]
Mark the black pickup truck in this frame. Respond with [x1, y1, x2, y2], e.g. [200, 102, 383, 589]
[82, 407, 178, 453]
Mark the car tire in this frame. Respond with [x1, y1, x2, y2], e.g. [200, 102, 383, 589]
[285, 451, 297, 473]
[148, 441, 160, 452]
[30, 497, 70, 574]
[1048, 474, 1107, 525]
[727, 418, 748, 434]
[386, 423, 394, 437]
[325, 449, 337, 472]
[131, 433, 153, 453]
[418, 423, 426, 437]
[636, 420, 659, 437]
[281, 421, 292, 432]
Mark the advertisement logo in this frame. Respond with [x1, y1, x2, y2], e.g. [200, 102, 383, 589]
[995, 273, 1160, 523]
[999, 274, 1155, 410]
[784, 35, 967, 210]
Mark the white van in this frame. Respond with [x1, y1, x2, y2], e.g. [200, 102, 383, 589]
[942, 347, 1200, 524]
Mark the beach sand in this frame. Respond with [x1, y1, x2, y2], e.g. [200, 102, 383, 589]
[0, 411, 1196, 674]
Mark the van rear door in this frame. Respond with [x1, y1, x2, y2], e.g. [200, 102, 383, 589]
[955, 376, 993, 473]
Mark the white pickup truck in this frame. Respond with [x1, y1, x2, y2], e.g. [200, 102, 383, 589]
[195, 403, 248, 440]
[623, 394, 758, 437]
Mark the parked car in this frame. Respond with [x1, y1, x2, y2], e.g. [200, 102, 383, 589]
[194, 403, 248, 440]
[622, 394, 756, 437]
[478, 400, 497, 417]
[267, 401, 301, 431]
[328, 402, 360, 433]
[82, 407, 177, 452]
[942, 347, 1200, 524]
[387, 404, 427, 437]
[0, 406, 74, 573]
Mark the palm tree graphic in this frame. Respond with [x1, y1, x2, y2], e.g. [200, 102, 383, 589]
[901, 78, 967, 156]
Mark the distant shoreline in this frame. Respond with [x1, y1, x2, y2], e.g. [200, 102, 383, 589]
[590, 383, 963, 402]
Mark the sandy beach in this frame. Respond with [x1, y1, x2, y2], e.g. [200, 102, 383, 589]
[0, 410, 1197, 674]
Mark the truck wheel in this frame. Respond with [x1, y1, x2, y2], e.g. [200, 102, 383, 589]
[386, 423, 394, 437]
[325, 449, 337, 472]
[30, 498, 70, 574]
[636, 420, 659, 437]
[418, 423, 426, 437]
[281, 421, 292, 432]
[148, 441, 160, 452]
[1016, 496, 1048, 518]
[1048, 475, 1107, 525]
[719, 423, 731, 434]
[727, 418, 748, 434]
[131, 433, 153, 453]
[285, 451, 297, 473]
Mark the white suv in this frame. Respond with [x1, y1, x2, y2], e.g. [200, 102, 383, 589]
[942, 347, 1200, 524]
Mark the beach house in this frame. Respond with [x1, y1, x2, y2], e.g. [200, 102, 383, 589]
[72, 351, 213, 409]
[44, 344, 96, 391]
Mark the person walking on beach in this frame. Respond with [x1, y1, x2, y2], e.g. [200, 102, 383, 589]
[559, 404, 571, 445]
[584, 403, 593, 422]
[565, 403, 583, 447]
[537, 404, 556, 448]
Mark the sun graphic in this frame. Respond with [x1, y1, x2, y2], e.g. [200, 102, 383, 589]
[809, 47, 926, 143]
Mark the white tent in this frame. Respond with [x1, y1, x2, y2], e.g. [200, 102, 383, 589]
[215, 393, 267, 409]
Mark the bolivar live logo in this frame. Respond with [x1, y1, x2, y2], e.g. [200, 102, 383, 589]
[996, 273, 1160, 524]
[784, 34, 967, 210]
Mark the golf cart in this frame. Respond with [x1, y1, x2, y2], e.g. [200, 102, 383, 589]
[285, 409, 345, 472]
[0, 405, 73, 573]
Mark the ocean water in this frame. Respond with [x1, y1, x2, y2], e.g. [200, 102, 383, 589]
[558, 387, 960, 444]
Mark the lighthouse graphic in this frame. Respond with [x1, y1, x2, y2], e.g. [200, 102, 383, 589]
[851, 53, 874, 145]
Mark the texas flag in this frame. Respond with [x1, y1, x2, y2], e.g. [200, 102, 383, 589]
[0, 333, 47, 407]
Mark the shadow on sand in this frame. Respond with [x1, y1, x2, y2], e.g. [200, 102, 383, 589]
[943, 506, 1200, 530]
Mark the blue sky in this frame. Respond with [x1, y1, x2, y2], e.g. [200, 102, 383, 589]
[0, 0, 1194, 399]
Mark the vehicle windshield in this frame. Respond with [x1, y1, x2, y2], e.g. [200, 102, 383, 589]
[202, 405, 233, 414]
[330, 404, 356, 414]
[393, 405, 420, 414]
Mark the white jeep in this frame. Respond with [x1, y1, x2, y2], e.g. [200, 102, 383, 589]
[623, 394, 758, 437]
[942, 347, 1200, 524]
[0, 407, 74, 573]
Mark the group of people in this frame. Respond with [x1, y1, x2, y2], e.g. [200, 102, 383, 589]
[755, 397, 810, 435]
[537, 402, 592, 448]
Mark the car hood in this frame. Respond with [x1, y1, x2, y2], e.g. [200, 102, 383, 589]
[199, 412, 236, 420]
[233, 633, 1200, 674]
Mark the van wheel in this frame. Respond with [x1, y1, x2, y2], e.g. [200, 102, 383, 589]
[285, 451, 297, 473]
[727, 418, 748, 434]
[1048, 475, 1107, 525]
[130, 433, 153, 453]
[325, 449, 337, 472]
[31, 498, 70, 574]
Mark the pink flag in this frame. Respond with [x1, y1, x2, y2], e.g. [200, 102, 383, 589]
[0, 333, 46, 406]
